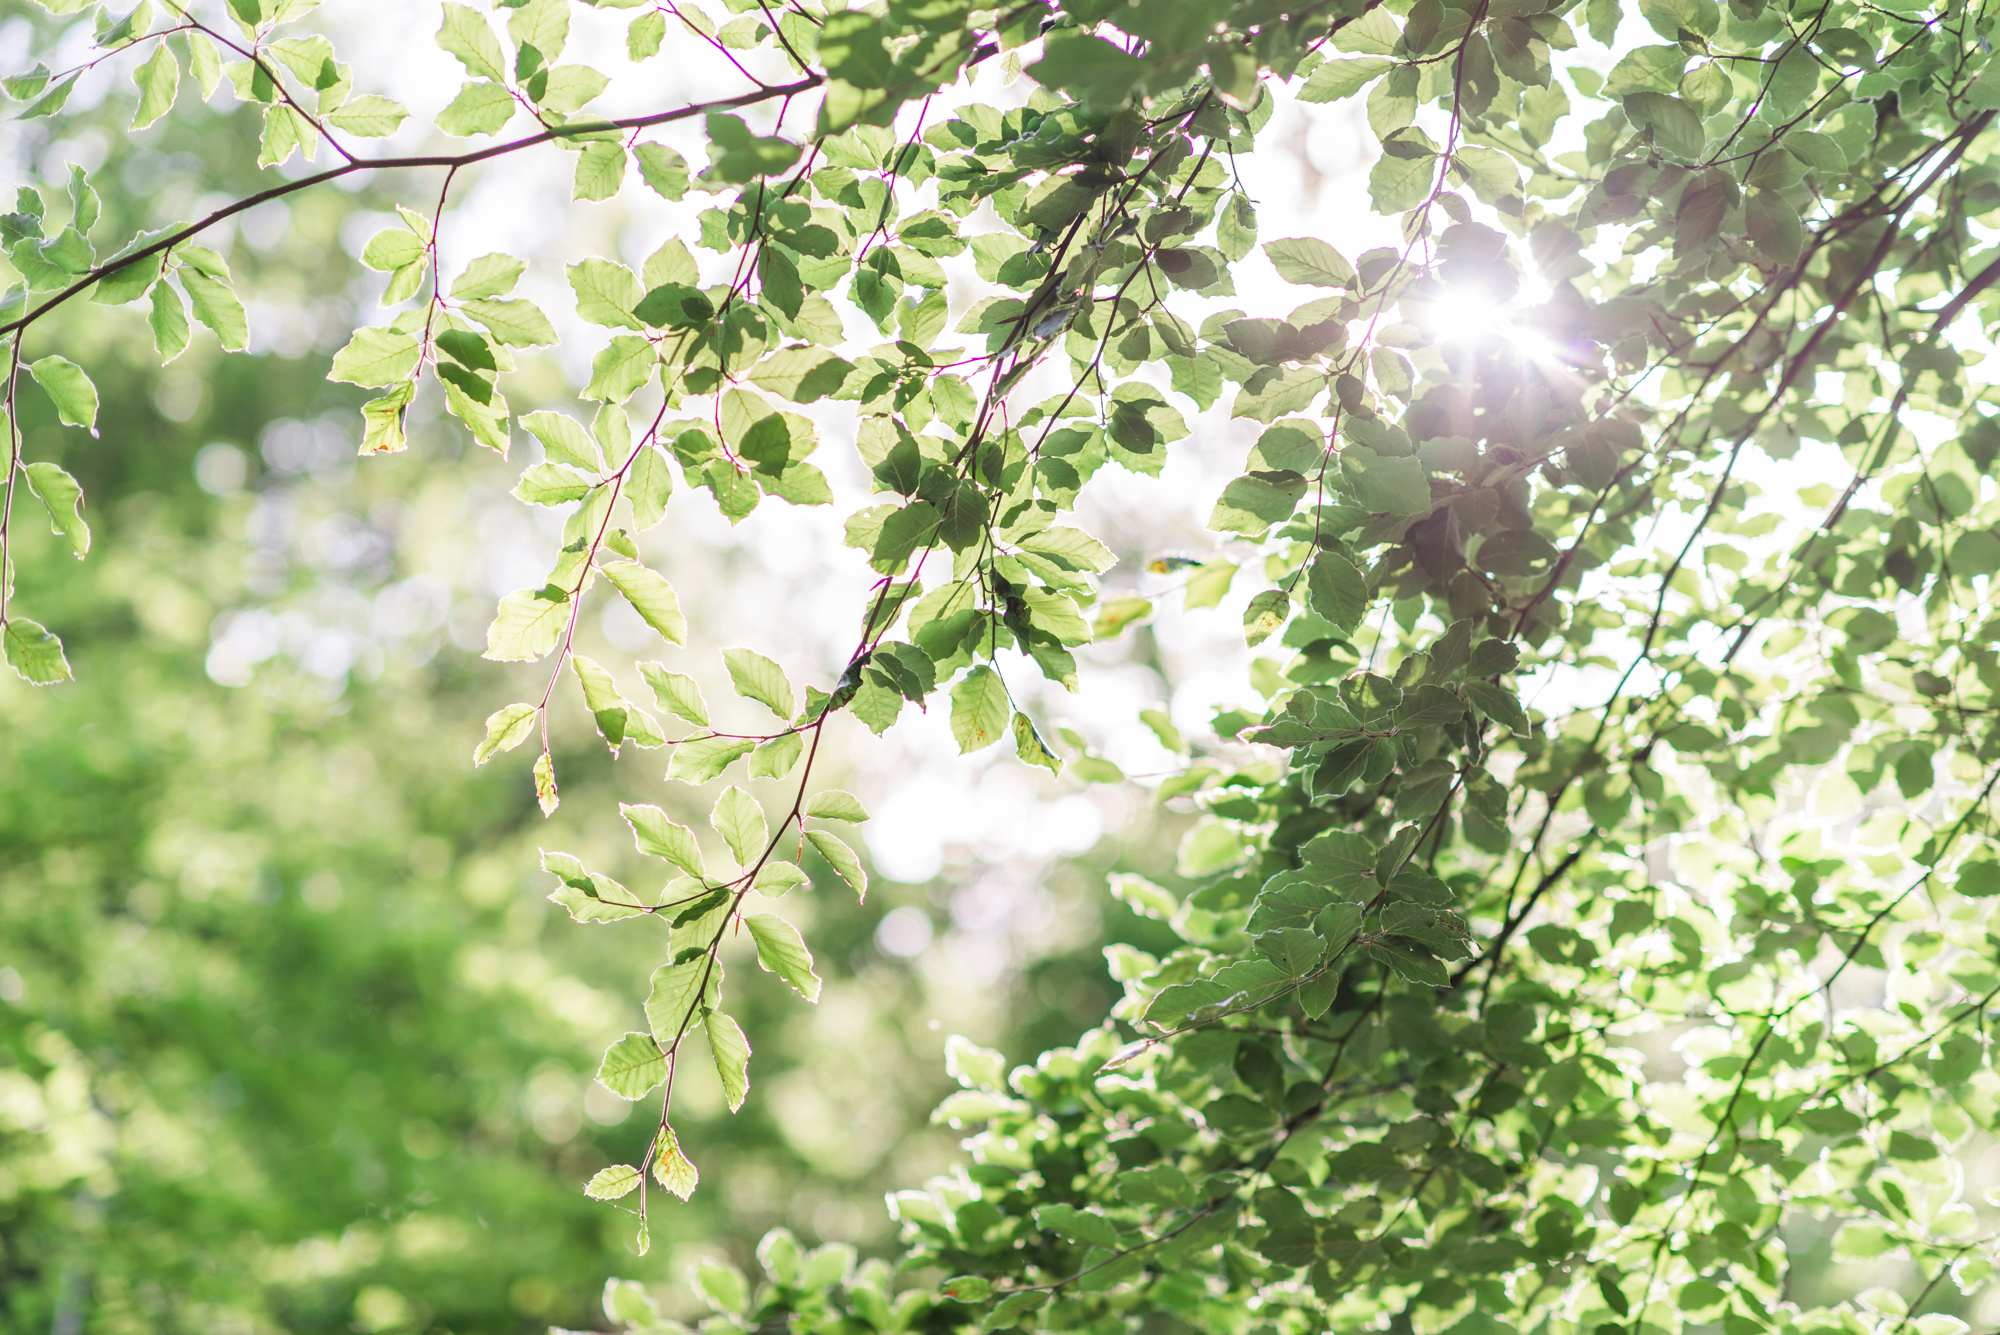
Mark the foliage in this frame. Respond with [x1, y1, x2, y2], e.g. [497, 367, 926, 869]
[0, 269, 1085, 1331]
[7, 0, 2000, 1331]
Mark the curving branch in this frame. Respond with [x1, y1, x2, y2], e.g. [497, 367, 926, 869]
[0, 74, 821, 340]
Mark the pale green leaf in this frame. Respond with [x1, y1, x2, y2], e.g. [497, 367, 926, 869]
[746, 914, 820, 1003]
[710, 785, 768, 866]
[652, 1125, 698, 1199]
[28, 356, 97, 430]
[484, 588, 572, 662]
[1265, 236, 1356, 287]
[601, 560, 685, 644]
[23, 461, 88, 557]
[3, 618, 71, 685]
[703, 1009, 751, 1112]
[645, 957, 718, 1042]
[596, 1031, 667, 1099]
[806, 829, 866, 901]
[951, 665, 1008, 753]
[437, 3, 507, 82]
[667, 734, 753, 784]
[639, 662, 709, 726]
[584, 1164, 643, 1201]
[451, 253, 525, 301]
[328, 326, 420, 388]
[325, 94, 407, 137]
[620, 802, 706, 879]
[130, 43, 179, 130]
[723, 648, 793, 719]
[180, 268, 249, 351]
[521, 410, 603, 472]
[805, 789, 867, 822]
[473, 702, 538, 766]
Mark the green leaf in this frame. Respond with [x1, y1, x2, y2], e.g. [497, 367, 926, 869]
[1210, 472, 1306, 536]
[520, 410, 602, 472]
[28, 356, 97, 430]
[326, 94, 408, 137]
[617, 804, 703, 881]
[668, 734, 754, 784]
[1018, 526, 1115, 573]
[359, 384, 412, 455]
[1604, 44, 1686, 96]
[752, 734, 802, 780]
[1029, 31, 1143, 106]
[755, 861, 809, 896]
[704, 110, 800, 182]
[628, 11, 666, 59]
[452, 253, 525, 301]
[3, 618, 71, 685]
[1034, 1203, 1120, 1248]
[601, 560, 686, 645]
[328, 326, 420, 388]
[805, 790, 867, 822]
[1624, 91, 1705, 160]
[723, 648, 794, 719]
[483, 588, 571, 662]
[951, 665, 1008, 753]
[568, 258, 643, 330]
[473, 701, 538, 765]
[180, 268, 249, 351]
[1957, 861, 2000, 899]
[22, 461, 88, 558]
[573, 653, 657, 752]
[1307, 553, 1366, 632]
[710, 785, 769, 866]
[1265, 237, 1355, 287]
[635, 142, 690, 199]
[511, 463, 591, 507]
[1342, 450, 1431, 516]
[1370, 939, 1449, 988]
[361, 228, 425, 272]
[573, 141, 627, 201]
[704, 1009, 751, 1112]
[651, 1124, 698, 1199]
[645, 957, 718, 1041]
[746, 914, 821, 1003]
[130, 43, 179, 130]
[437, 80, 514, 136]
[1746, 192, 1804, 268]
[748, 347, 853, 403]
[148, 282, 191, 363]
[1465, 680, 1531, 736]
[583, 334, 654, 401]
[1368, 138, 1435, 213]
[805, 829, 866, 901]
[507, 0, 570, 62]
[596, 1031, 667, 1099]
[584, 1164, 643, 1201]
[462, 297, 557, 348]
[626, 443, 672, 529]
[437, 2, 507, 82]
[639, 662, 708, 727]
[1244, 588, 1289, 646]
[1013, 712, 1061, 774]
[533, 749, 559, 815]
[1299, 57, 1391, 102]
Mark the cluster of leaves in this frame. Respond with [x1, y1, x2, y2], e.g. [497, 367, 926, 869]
[8, 0, 2000, 1331]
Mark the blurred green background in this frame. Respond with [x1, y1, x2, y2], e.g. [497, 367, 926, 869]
[0, 17, 1192, 1331]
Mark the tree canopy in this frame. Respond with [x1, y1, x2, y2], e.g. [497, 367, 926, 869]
[5, 0, 2000, 1331]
